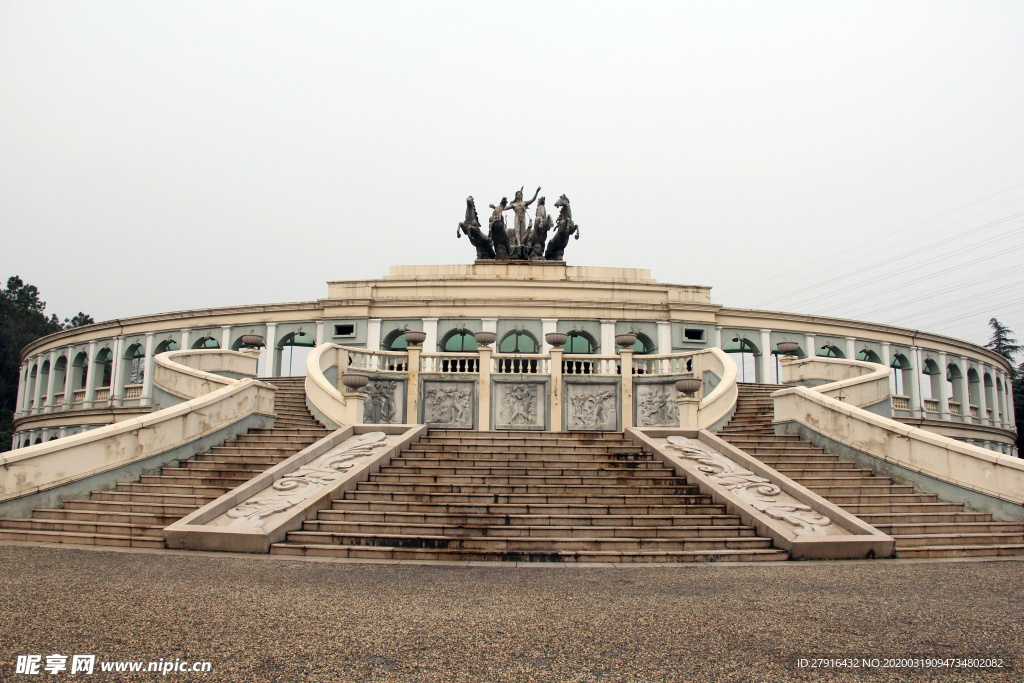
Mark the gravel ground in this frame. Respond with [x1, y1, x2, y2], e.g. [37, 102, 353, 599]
[0, 545, 1021, 682]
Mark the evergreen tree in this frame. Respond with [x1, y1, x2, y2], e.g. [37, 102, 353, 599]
[0, 276, 86, 452]
[984, 318, 1021, 380]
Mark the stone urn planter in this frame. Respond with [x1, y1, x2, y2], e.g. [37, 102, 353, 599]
[776, 341, 800, 357]
[341, 373, 369, 391]
[615, 333, 638, 348]
[544, 332, 568, 348]
[240, 334, 264, 348]
[402, 330, 427, 346]
[473, 331, 497, 346]
[674, 377, 703, 396]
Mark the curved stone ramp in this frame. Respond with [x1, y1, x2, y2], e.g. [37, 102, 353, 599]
[269, 430, 789, 563]
[719, 383, 1024, 559]
[0, 377, 325, 548]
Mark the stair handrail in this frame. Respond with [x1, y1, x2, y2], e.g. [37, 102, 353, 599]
[305, 343, 351, 428]
[696, 347, 739, 430]
[0, 349, 276, 516]
[779, 356, 891, 410]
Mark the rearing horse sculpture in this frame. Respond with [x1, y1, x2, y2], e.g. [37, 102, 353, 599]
[526, 196, 552, 260]
[488, 198, 512, 260]
[544, 194, 579, 261]
[457, 196, 495, 259]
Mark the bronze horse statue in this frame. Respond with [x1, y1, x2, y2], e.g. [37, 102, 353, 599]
[526, 196, 552, 260]
[488, 197, 511, 260]
[457, 196, 494, 259]
[544, 194, 579, 261]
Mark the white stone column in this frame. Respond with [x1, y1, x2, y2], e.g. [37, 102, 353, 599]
[315, 320, 325, 346]
[759, 329, 772, 384]
[714, 326, 723, 349]
[83, 341, 98, 408]
[31, 357, 44, 415]
[937, 351, 950, 419]
[366, 318, 382, 352]
[422, 318, 438, 353]
[43, 350, 58, 413]
[14, 363, 28, 417]
[880, 342, 891, 368]
[909, 346, 924, 418]
[956, 355, 970, 422]
[59, 426, 67, 439]
[657, 321, 672, 355]
[998, 371, 1010, 428]
[1006, 374, 1017, 429]
[845, 337, 857, 360]
[11, 434, 18, 450]
[600, 320, 616, 355]
[220, 325, 232, 350]
[180, 328, 191, 350]
[481, 318, 497, 334]
[140, 333, 156, 407]
[978, 364, 990, 426]
[262, 323, 278, 378]
[541, 318, 558, 354]
[61, 346, 75, 409]
[110, 336, 125, 406]
[804, 333, 816, 358]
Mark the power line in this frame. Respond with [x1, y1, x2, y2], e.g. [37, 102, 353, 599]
[883, 285, 1024, 326]
[752, 214, 1024, 308]
[718, 182, 1024, 300]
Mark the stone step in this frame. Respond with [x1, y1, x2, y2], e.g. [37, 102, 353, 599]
[90, 490, 219, 505]
[62, 499, 199, 517]
[346, 492, 713, 505]
[895, 544, 1024, 559]
[178, 461, 277, 474]
[892, 532, 1024, 547]
[302, 520, 761, 539]
[315, 509, 745, 527]
[0, 517, 164, 537]
[32, 508, 182, 526]
[855, 512, 993, 524]
[803, 485, 911, 496]
[370, 474, 686, 487]
[140, 473, 256, 488]
[354, 482, 698, 496]
[878, 522, 1024, 535]
[393, 451, 653, 463]
[195, 454, 289, 465]
[115, 482, 231, 497]
[0, 527, 164, 548]
[381, 463, 670, 475]
[280, 530, 776, 552]
[427, 430, 625, 439]
[839, 502, 964, 514]
[410, 444, 644, 455]
[269, 543, 790, 563]
[331, 500, 729, 516]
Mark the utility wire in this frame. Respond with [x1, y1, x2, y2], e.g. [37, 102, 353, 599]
[917, 301, 1024, 331]
[717, 182, 1024, 300]
[752, 214, 1024, 308]
[883, 285, 1024, 326]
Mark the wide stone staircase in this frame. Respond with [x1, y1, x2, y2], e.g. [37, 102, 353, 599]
[718, 382, 1024, 559]
[270, 430, 789, 563]
[0, 376, 326, 548]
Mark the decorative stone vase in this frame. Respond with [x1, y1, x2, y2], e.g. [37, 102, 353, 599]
[473, 331, 497, 346]
[240, 334, 264, 348]
[674, 377, 702, 396]
[776, 341, 800, 356]
[402, 330, 427, 346]
[615, 333, 638, 348]
[341, 373, 369, 391]
[544, 332, 568, 348]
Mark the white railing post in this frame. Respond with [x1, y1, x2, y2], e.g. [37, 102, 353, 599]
[406, 345, 421, 424]
[549, 347, 563, 431]
[619, 347, 633, 430]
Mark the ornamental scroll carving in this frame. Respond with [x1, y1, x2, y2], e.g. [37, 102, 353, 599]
[224, 432, 390, 527]
[664, 436, 832, 535]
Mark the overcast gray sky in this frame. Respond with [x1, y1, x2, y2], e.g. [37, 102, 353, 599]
[2, 1, 1022, 350]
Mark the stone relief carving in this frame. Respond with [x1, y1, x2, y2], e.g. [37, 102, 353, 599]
[566, 383, 616, 430]
[222, 432, 390, 527]
[663, 436, 832, 535]
[496, 383, 542, 429]
[636, 384, 679, 427]
[423, 382, 473, 428]
[363, 380, 401, 424]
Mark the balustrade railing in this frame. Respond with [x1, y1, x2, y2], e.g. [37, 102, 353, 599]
[124, 384, 143, 400]
[948, 400, 961, 416]
[53, 392, 64, 405]
[420, 353, 479, 374]
[562, 355, 620, 375]
[969, 404, 979, 418]
[344, 348, 408, 373]
[891, 395, 910, 411]
[924, 399, 939, 414]
[72, 390, 85, 405]
[94, 387, 110, 402]
[631, 354, 693, 376]
[492, 355, 549, 375]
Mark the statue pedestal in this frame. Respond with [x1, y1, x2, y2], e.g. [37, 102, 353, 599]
[474, 259, 565, 266]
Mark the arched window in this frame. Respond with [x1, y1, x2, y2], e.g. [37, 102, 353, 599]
[155, 339, 180, 354]
[499, 330, 539, 354]
[73, 352, 89, 391]
[565, 331, 598, 354]
[723, 337, 760, 383]
[382, 329, 410, 351]
[890, 353, 911, 397]
[818, 344, 844, 358]
[440, 329, 478, 352]
[192, 337, 220, 349]
[95, 348, 114, 388]
[628, 333, 656, 355]
[856, 349, 882, 364]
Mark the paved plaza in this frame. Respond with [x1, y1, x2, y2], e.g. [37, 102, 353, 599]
[1, 544, 1021, 682]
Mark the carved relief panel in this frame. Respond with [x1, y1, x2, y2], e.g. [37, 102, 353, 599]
[564, 381, 618, 431]
[362, 379, 405, 424]
[422, 380, 475, 429]
[634, 382, 679, 427]
[494, 381, 545, 430]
